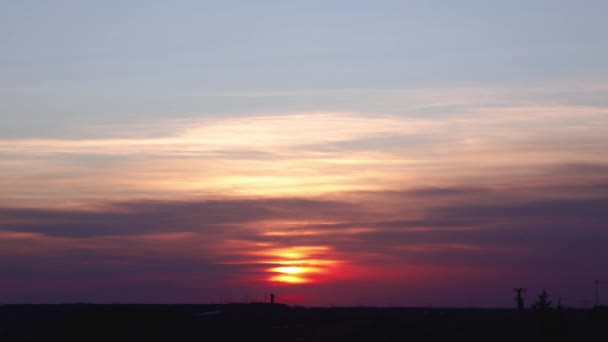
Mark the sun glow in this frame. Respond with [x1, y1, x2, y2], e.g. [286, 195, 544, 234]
[270, 266, 303, 274]
[268, 275, 310, 284]
[256, 246, 342, 285]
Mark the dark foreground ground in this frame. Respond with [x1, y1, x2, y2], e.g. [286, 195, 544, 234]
[0, 304, 606, 341]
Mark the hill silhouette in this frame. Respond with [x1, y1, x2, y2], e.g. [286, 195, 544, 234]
[1, 303, 606, 341]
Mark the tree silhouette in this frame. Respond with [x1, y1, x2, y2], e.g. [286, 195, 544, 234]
[531, 289, 565, 341]
[532, 289, 552, 312]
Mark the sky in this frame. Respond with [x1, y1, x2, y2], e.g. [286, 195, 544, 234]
[1, 0, 608, 307]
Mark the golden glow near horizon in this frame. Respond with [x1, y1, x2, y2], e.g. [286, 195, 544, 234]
[270, 266, 318, 274]
[268, 275, 310, 284]
[251, 246, 342, 284]
[268, 266, 322, 284]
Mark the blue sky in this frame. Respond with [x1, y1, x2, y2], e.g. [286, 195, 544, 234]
[2, 0, 607, 138]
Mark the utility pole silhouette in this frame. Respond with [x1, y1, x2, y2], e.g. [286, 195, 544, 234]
[270, 293, 275, 305]
[595, 280, 599, 306]
[514, 288, 526, 311]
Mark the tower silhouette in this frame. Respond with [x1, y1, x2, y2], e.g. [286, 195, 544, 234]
[514, 288, 525, 311]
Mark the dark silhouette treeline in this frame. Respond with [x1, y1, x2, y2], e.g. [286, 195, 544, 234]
[0, 303, 606, 341]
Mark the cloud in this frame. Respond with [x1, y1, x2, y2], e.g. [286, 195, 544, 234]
[1, 105, 608, 206]
[435, 197, 608, 221]
[2, 172, 608, 304]
[3, 177, 608, 265]
[0, 198, 360, 238]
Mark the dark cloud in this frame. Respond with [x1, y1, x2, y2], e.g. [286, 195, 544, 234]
[224, 192, 608, 271]
[0, 198, 359, 238]
[2, 175, 608, 304]
[3, 185, 607, 263]
[434, 198, 608, 221]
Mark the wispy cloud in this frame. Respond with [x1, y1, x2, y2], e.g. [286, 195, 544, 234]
[1, 104, 607, 205]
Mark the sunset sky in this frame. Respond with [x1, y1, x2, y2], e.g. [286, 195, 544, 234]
[1, 1, 608, 307]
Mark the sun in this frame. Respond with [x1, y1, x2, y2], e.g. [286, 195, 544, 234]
[268, 274, 310, 284]
[270, 266, 317, 274]
[259, 246, 341, 285]
[266, 266, 322, 284]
